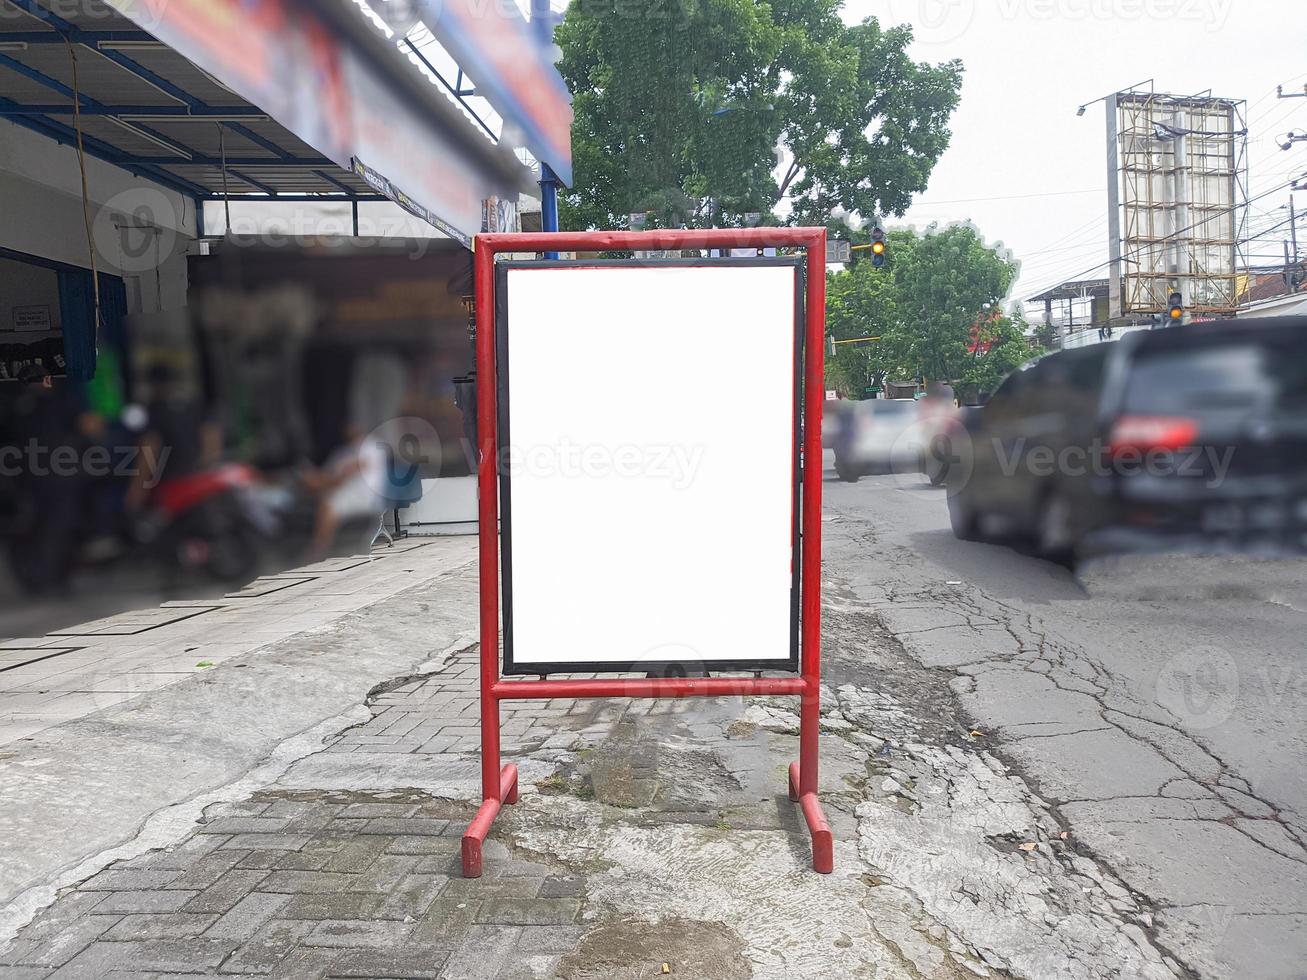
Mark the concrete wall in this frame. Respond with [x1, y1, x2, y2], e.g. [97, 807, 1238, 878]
[0, 120, 196, 317]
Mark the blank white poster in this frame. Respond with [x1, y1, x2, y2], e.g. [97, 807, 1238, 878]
[500, 263, 800, 671]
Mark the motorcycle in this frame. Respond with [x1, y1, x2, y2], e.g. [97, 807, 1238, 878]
[139, 463, 269, 585]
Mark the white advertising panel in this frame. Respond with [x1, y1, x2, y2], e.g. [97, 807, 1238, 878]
[497, 261, 804, 674]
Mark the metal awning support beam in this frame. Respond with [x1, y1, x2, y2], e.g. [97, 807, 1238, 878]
[0, 30, 157, 44]
[4, 0, 75, 32]
[402, 38, 497, 142]
[225, 169, 279, 196]
[0, 50, 200, 160]
[0, 105, 271, 118]
[4, 0, 298, 176]
[4, 0, 548, 240]
[0, 96, 211, 200]
[0, 47, 328, 173]
[221, 123, 296, 161]
[81, 42, 297, 164]
[210, 193, 386, 202]
[90, 43, 205, 106]
[199, 194, 387, 203]
[314, 170, 361, 197]
[0, 4, 213, 202]
[128, 156, 335, 167]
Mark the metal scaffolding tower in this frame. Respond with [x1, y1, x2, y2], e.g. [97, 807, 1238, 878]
[1106, 86, 1248, 319]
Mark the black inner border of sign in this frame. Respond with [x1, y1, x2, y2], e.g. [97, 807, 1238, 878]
[495, 256, 807, 678]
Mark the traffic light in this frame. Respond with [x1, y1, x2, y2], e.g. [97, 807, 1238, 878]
[871, 228, 887, 268]
[1167, 290, 1184, 322]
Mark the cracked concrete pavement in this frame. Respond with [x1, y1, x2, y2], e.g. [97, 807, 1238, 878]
[826, 468, 1307, 979]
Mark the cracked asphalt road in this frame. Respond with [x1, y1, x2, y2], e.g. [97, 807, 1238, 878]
[825, 462, 1307, 979]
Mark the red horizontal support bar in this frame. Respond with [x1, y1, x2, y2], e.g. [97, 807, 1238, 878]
[478, 228, 824, 255]
[492, 676, 810, 701]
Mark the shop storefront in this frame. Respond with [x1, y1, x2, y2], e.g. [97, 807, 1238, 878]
[0, 0, 572, 540]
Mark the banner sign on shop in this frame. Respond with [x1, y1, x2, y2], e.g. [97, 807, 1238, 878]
[103, 0, 532, 244]
[415, 0, 574, 186]
[350, 159, 471, 246]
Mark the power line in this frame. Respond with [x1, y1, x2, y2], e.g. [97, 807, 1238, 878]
[1017, 245, 1110, 281]
[1243, 212, 1298, 244]
[1024, 173, 1304, 298]
[1024, 210, 1301, 295]
[1012, 215, 1111, 283]
[1020, 213, 1108, 259]
[1019, 240, 1107, 262]
[1250, 73, 1307, 112]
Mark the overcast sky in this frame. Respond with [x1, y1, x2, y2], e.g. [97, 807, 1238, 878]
[841, 0, 1307, 303]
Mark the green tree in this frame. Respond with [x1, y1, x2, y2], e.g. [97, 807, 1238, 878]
[824, 223, 1026, 398]
[957, 312, 1036, 396]
[888, 223, 1019, 387]
[824, 227, 914, 397]
[555, 0, 963, 230]
[1031, 317, 1060, 352]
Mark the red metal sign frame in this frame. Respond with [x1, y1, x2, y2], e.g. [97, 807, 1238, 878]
[462, 228, 831, 877]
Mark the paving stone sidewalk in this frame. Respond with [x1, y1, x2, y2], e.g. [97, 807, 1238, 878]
[0, 648, 744, 980]
[0, 788, 582, 979]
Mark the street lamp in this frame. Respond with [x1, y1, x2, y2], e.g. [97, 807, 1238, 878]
[1075, 79, 1154, 117]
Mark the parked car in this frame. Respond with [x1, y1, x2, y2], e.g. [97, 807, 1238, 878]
[831, 398, 923, 482]
[945, 317, 1307, 561]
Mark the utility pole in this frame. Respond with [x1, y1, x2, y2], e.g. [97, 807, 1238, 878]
[1290, 195, 1299, 266]
[1289, 194, 1302, 291]
[1159, 107, 1190, 319]
[1174, 108, 1192, 313]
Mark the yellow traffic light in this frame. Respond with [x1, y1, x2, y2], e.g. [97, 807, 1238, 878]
[1167, 290, 1184, 322]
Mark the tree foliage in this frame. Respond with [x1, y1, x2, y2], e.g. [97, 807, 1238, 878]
[824, 223, 1031, 399]
[826, 227, 913, 396]
[555, 0, 963, 230]
[891, 223, 1020, 385]
[957, 312, 1036, 396]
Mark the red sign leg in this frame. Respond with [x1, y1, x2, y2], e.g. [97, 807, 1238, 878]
[462, 759, 519, 878]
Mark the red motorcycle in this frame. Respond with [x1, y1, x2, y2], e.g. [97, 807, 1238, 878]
[144, 463, 267, 584]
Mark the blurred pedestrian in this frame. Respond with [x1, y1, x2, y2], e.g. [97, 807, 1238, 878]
[305, 423, 387, 559]
[6, 365, 97, 593]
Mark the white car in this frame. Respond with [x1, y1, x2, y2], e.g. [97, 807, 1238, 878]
[830, 399, 923, 482]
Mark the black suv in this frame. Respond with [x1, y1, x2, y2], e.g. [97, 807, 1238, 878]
[943, 317, 1307, 560]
